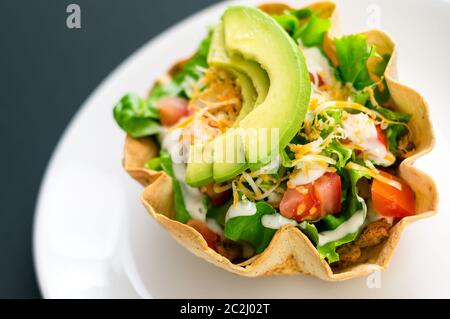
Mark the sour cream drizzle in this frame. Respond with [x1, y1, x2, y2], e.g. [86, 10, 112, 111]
[318, 196, 367, 246]
[289, 162, 327, 186]
[341, 113, 395, 166]
[301, 46, 335, 85]
[161, 129, 207, 222]
[261, 213, 297, 229]
[225, 199, 257, 222]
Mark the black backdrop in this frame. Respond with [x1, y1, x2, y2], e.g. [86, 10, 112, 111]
[0, 0, 221, 299]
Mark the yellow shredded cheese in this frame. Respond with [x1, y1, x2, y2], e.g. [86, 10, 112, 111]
[346, 162, 402, 190]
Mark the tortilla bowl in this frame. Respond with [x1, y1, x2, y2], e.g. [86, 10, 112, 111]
[121, 2, 438, 281]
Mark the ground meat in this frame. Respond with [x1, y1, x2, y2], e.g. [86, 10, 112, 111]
[336, 244, 361, 266]
[356, 219, 391, 248]
[216, 237, 242, 262]
[332, 219, 392, 269]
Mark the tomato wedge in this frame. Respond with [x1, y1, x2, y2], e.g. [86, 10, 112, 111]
[314, 172, 342, 215]
[371, 171, 415, 217]
[376, 125, 388, 149]
[280, 172, 341, 222]
[158, 97, 189, 126]
[187, 220, 218, 250]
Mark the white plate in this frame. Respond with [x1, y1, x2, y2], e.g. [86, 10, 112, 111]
[33, 0, 450, 298]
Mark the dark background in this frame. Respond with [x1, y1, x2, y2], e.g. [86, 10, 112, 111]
[0, 0, 221, 299]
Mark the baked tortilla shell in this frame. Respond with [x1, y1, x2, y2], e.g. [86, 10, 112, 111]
[121, 2, 438, 281]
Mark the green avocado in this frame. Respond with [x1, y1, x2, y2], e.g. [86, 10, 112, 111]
[208, 22, 269, 110]
[214, 6, 310, 181]
[186, 21, 263, 186]
[187, 6, 310, 185]
[223, 6, 310, 164]
[185, 143, 214, 187]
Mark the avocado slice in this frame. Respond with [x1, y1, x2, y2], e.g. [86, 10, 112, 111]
[208, 22, 270, 109]
[212, 129, 247, 183]
[185, 69, 254, 187]
[187, 6, 310, 184]
[213, 6, 311, 181]
[185, 22, 262, 187]
[185, 143, 214, 187]
[223, 6, 311, 164]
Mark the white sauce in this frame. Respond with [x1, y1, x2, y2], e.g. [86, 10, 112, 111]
[341, 113, 395, 166]
[161, 129, 207, 222]
[261, 213, 297, 229]
[225, 200, 257, 222]
[206, 218, 223, 235]
[300, 46, 335, 85]
[289, 162, 327, 186]
[318, 196, 367, 246]
[254, 155, 280, 175]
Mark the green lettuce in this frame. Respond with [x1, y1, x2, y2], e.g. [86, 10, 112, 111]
[272, 9, 330, 47]
[159, 150, 191, 223]
[311, 166, 369, 262]
[113, 94, 160, 138]
[224, 202, 276, 253]
[206, 200, 231, 227]
[113, 33, 211, 137]
[144, 157, 162, 171]
[322, 140, 353, 170]
[334, 34, 374, 90]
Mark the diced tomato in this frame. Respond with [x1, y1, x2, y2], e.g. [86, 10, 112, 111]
[202, 183, 231, 206]
[376, 125, 388, 149]
[314, 172, 342, 215]
[280, 172, 342, 221]
[309, 72, 325, 86]
[158, 97, 189, 126]
[187, 220, 218, 250]
[371, 171, 415, 217]
[280, 185, 320, 221]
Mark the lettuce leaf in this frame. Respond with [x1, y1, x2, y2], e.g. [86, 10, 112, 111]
[317, 226, 363, 263]
[272, 9, 330, 47]
[159, 150, 191, 223]
[113, 93, 160, 138]
[322, 140, 353, 170]
[207, 200, 231, 227]
[334, 34, 374, 90]
[224, 202, 276, 253]
[113, 33, 211, 137]
[310, 166, 369, 262]
[386, 124, 407, 154]
[144, 157, 162, 171]
[296, 14, 331, 47]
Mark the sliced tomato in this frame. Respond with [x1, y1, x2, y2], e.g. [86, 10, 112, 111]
[280, 172, 342, 222]
[202, 183, 231, 206]
[314, 172, 342, 215]
[371, 171, 415, 217]
[158, 97, 189, 127]
[187, 220, 218, 250]
[376, 125, 388, 149]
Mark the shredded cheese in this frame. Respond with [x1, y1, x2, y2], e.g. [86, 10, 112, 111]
[346, 162, 402, 190]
